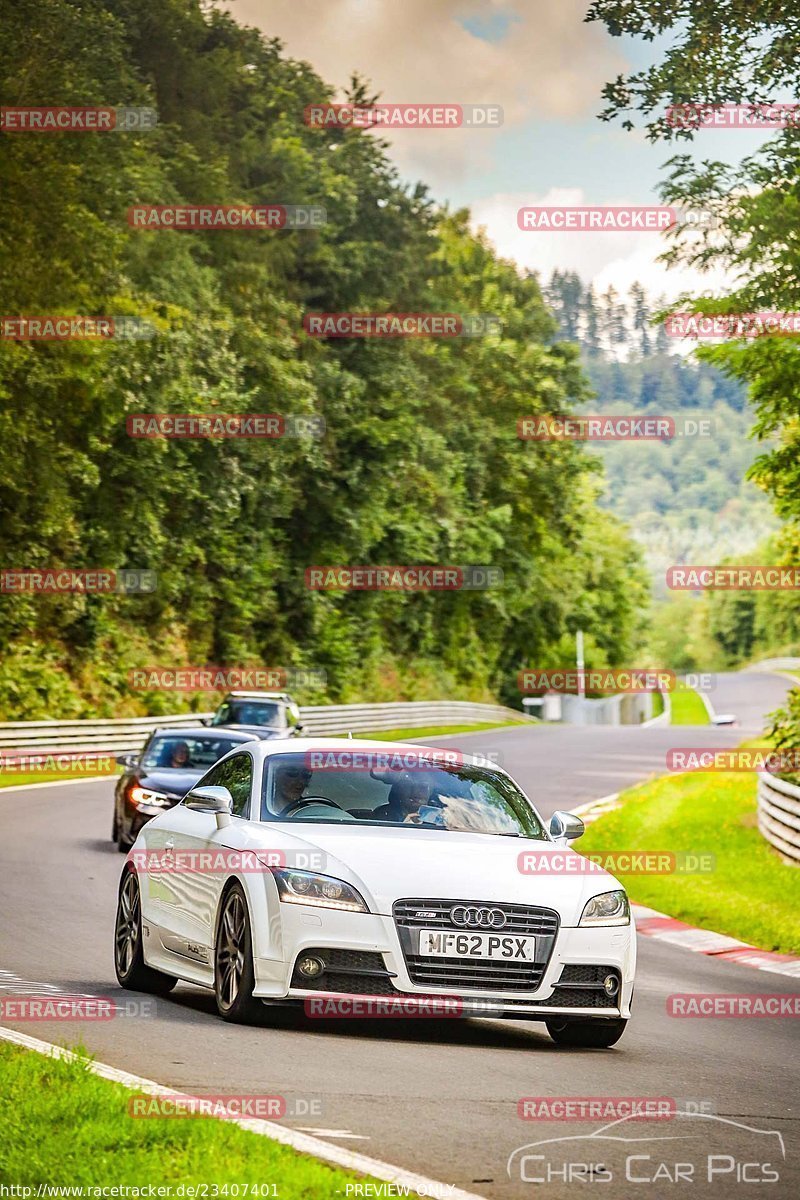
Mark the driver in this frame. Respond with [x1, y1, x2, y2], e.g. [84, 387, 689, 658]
[271, 763, 312, 815]
[168, 740, 191, 768]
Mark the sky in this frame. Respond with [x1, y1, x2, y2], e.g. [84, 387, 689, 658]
[231, 0, 770, 301]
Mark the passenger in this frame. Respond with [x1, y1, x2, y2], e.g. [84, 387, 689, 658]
[385, 775, 432, 824]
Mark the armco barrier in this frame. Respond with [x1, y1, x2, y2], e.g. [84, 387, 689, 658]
[757, 771, 800, 864]
[0, 701, 532, 757]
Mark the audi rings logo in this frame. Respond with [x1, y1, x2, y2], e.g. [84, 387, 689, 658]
[450, 905, 507, 929]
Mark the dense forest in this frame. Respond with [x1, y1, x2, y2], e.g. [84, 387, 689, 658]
[0, 0, 650, 718]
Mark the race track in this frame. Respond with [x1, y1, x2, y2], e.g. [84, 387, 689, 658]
[1, 671, 797, 1198]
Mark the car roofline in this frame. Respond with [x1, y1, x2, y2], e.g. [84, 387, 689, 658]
[148, 726, 255, 740]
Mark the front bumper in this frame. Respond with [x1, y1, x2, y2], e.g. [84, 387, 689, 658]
[252, 905, 635, 1019]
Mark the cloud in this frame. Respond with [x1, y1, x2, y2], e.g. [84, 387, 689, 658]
[231, 0, 626, 185]
[470, 187, 736, 300]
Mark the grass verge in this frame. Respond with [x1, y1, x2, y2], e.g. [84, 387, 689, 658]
[580, 770, 800, 954]
[0, 1041, 385, 1194]
[0, 769, 117, 789]
[335, 719, 531, 741]
[669, 683, 709, 725]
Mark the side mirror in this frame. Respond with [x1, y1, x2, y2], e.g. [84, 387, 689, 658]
[116, 753, 137, 770]
[549, 810, 585, 842]
[185, 784, 234, 829]
[199, 717, 212, 727]
[293, 723, 305, 735]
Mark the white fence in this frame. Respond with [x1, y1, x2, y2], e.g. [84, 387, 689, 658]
[554, 690, 668, 727]
[0, 701, 533, 756]
[757, 771, 800, 864]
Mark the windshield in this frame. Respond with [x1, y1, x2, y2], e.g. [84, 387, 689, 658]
[260, 752, 547, 838]
[215, 701, 285, 728]
[140, 734, 240, 772]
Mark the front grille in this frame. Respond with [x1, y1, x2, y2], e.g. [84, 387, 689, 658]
[393, 898, 559, 992]
[394, 899, 559, 936]
[402, 955, 547, 991]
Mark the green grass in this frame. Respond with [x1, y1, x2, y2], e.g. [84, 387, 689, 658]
[0, 768, 117, 789]
[333, 718, 531, 740]
[580, 770, 800, 953]
[669, 683, 710, 725]
[0, 1042, 385, 1194]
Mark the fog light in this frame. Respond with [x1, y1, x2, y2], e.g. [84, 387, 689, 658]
[603, 973, 620, 997]
[297, 955, 326, 979]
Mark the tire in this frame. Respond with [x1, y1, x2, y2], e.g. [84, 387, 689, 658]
[546, 1018, 628, 1048]
[112, 806, 119, 842]
[114, 869, 177, 996]
[214, 883, 262, 1024]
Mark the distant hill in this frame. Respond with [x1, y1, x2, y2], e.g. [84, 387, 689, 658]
[543, 271, 776, 592]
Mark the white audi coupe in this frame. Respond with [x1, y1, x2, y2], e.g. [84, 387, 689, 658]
[114, 737, 635, 1047]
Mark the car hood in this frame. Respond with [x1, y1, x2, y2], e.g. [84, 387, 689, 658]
[138, 768, 203, 798]
[239, 823, 622, 927]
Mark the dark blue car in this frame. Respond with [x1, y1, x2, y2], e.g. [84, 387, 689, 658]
[112, 726, 256, 851]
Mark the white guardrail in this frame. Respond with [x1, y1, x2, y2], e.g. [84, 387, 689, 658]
[758, 771, 800, 865]
[0, 701, 534, 756]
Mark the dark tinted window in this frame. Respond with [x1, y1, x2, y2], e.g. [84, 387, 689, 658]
[199, 753, 254, 817]
[140, 734, 240, 772]
[259, 752, 546, 837]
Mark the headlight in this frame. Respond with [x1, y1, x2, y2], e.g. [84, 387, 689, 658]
[129, 786, 171, 809]
[272, 869, 368, 912]
[579, 890, 630, 927]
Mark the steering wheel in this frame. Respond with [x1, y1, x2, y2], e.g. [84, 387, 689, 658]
[280, 796, 345, 817]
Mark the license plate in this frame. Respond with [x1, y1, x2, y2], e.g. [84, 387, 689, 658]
[418, 929, 537, 961]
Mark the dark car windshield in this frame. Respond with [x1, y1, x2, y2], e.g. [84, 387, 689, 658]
[259, 752, 547, 839]
[214, 701, 285, 729]
[140, 734, 241, 772]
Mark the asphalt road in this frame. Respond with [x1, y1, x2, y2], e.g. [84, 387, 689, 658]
[0, 669, 797, 1199]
